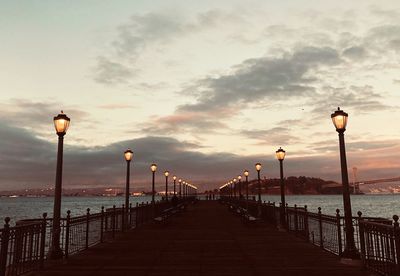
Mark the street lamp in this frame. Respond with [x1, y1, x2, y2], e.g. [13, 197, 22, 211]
[255, 163, 262, 203]
[49, 111, 70, 259]
[276, 147, 286, 227]
[124, 149, 133, 225]
[233, 178, 237, 199]
[164, 171, 169, 201]
[238, 175, 242, 199]
[173, 175, 177, 196]
[150, 164, 157, 204]
[244, 170, 249, 200]
[331, 107, 358, 258]
[178, 178, 182, 197]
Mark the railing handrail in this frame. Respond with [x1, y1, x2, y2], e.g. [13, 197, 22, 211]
[0, 196, 197, 276]
[359, 219, 396, 229]
[220, 196, 399, 276]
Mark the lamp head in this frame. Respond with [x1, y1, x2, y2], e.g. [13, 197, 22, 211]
[275, 147, 286, 161]
[244, 170, 249, 177]
[331, 107, 348, 132]
[53, 111, 70, 135]
[124, 149, 133, 162]
[255, 163, 262, 171]
[150, 163, 157, 172]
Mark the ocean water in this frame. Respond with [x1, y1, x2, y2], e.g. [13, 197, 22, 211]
[0, 195, 158, 225]
[0, 194, 399, 225]
[259, 194, 400, 219]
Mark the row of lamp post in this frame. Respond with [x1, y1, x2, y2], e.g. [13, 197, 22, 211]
[50, 107, 356, 259]
[49, 111, 198, 259]
[149, 164, 197, 204]
[218, 107, 357, 258]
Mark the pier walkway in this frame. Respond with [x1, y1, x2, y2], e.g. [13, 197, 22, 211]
[32, 201, 372, 276]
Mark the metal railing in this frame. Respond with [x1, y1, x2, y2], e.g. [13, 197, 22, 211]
[221, 196, 399, 276]
[0, 218, 46, 276]
[0, 197, 194, 276]
[358, 216, 400, 276]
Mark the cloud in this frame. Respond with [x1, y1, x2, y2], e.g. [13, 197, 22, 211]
[342, 46, 367, 60]
[92, 9, 242, 85]
[138, 109, 230, 135]
[0, 120, 399, 191]
[98, 104, 135, 110]
[138, 46, 342, 134]
[92, 57, 133, 85]
[366, 25, 400, 52]
[178, 46, 340, 113]
[313, 139, 400, 153]
[0, 99, 89, 132]
[310, 85, 391, 117]
[241, 127, 300, 146]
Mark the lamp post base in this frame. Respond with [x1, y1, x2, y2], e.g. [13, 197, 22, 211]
[48, 246, 64, 260]
[341, 247, 360, 259]
[257, 204, 262, 218]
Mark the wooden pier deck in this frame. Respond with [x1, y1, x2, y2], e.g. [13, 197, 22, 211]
[32, 201, 373, 276]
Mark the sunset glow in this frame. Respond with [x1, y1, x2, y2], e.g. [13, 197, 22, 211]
[0, 0, 400, 191]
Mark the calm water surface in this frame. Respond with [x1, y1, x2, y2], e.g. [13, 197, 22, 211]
[0, 196, 158, 224]
[260, 194, 400, 219]
[0, 194, 399, 224]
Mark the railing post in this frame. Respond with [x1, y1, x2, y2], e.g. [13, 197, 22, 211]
[304, 205, 309, 242]
[85, 208, 90, 249]
[393, 215, 400, 274]
[112, 205, 116, 239]
[135, 203, 139, 227]
[129, 203, 132, 229]
[358, 211, 366, 267]
[285, 203, 289, 230]
[100, 206, 104, 243]
[121, 204, 125, 231]
[39, 213, 47, 269]
[0, 217, 10, 276]
[318, 207, 324, 249]
[272, 202, 276, 225]
[65, 210, 71, 259]
[336, 209, 342, 256]
[294, 204, 298, 234]
[141, 202, 144, 224]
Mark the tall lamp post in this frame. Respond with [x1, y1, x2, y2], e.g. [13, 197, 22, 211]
[173, 175, 177, 196]
[49, 111, 70, 259]
[255, 163, 262, 203]
[244, 170, 249, 200]
[150, 164, 157, 204]
[238, 175, 242, 199]
[233, 178, 237, 199]
[124, 149, 133, 228]
[331, 107, 358, 258]
[164, 171, 169, 201]
[178, 178, 182, 197]
[276, 147, 286, 227]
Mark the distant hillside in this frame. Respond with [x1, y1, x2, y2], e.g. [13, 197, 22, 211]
[246, 176, 344, 195]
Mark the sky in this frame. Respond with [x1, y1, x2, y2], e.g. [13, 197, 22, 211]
[0, 0, 400, 191]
